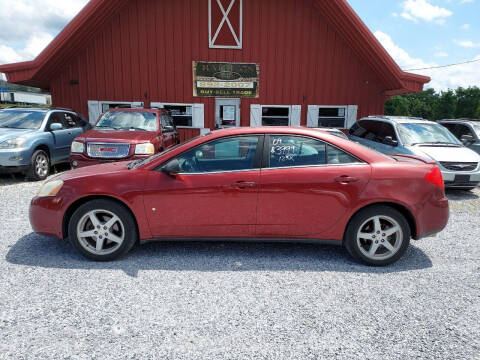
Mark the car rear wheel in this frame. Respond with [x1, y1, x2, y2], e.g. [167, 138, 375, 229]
[344, 206, 411, 266]
[27, 150, 50, 181]
[68, 199, 138, 261]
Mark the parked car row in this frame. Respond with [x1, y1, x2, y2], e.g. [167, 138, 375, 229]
[0, 107, 180, 180]
[0, 106, 477, 265]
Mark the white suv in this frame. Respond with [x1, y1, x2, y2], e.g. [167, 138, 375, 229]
[348, 116, 480, 191]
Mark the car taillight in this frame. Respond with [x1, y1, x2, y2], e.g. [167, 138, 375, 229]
[425, 166, 444, 189]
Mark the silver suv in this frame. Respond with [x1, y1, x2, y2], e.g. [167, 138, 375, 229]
[348, 116, 480, 190]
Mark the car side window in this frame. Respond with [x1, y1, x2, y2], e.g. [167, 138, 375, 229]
[350, 120, 382, 142]
[46, 113, 65, 131]
[160, 115, 172, 132]
[63, 113, 78, 128]
[268, 135, 327, 168]
[169, 136, 260, 173]
[326, 145, 362, 164]
[454, 124, 475, 138]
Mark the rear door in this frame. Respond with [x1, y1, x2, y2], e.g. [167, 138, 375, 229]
[256, 134, 371, 237]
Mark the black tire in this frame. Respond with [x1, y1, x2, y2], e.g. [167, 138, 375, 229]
[68, 199, 138, 261]
[344, 205, 411, 266]
[27, 150, 50, 181]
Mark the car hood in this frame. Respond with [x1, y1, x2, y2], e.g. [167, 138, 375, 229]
[76, 129, 157, 144]
[54, 161, 131, 182]
[408, 145, 480, 163]
[0, 128, 37, 142]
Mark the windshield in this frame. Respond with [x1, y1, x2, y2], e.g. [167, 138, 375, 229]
[398, 123, 461, 146]
[95, 111, 158, 131]
[0, 110, 46, 130]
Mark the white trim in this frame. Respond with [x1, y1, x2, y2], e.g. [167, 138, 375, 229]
[209, 0, 243, 49]
[250, 104, 262, 127]
[215, 98, 241, 127]
[307, 105, 355, 129]
[150, 102, 205, 129]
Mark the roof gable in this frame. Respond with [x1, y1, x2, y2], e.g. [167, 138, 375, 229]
[0, 0, 429, 93]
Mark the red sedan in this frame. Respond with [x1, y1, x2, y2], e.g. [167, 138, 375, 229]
[30, 127, 449, 266]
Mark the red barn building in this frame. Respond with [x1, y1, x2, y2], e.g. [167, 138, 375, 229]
[0, 0, 429, 141]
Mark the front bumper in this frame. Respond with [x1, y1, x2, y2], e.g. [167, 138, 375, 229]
[70, 153, 150, 169]
[29, 196, 65, 239]
[0, 148, 32, 173]
[440, 168, 480, 189]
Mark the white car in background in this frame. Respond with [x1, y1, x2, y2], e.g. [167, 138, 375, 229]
[348, 116, 480, 191]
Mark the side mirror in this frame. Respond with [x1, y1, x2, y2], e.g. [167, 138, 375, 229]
[384, 136, 398, 147]
[460, 134, 474, 145]
[163, 125, 174, 133]
[161, 159, 181, 176]
[50, 123, 63, 131]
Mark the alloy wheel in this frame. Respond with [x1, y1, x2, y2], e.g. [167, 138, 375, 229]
[356, 215, 403, 261]
[76, 209, 125, 255]
[35, 153, 49, 178]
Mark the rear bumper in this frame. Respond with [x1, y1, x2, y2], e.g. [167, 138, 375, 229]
[70, 153, 150, 169]
[414, 194, 449, 240]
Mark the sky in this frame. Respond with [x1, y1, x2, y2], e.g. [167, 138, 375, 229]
[0, 0, 479, 91]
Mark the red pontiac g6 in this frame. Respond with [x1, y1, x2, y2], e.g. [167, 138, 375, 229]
[30, 127, 449, 266]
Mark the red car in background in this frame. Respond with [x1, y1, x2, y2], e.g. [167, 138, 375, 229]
[31, 127, 449, 266]
[70, 108, 179, 168]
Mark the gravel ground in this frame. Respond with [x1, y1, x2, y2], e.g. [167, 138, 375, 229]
[0, 171, 479, 360]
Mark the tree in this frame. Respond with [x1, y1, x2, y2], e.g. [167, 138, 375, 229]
[433, 90, 457, 120]
[384, 86, 480, 121]
[455, 87, 480, 119]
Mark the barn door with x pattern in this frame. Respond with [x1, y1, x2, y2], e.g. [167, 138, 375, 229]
[209, 0, 243, 49]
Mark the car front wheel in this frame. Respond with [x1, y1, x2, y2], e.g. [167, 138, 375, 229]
[344, 206, 411, 266]
[27, 150, 50, 181]
[68, 199, 138, 261]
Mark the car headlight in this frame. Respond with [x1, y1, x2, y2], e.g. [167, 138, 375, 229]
[37, 180, 64, 197]
[71, 141, 85, 153]
[0, 137, 26, 149]
[135, 143, 155, 155]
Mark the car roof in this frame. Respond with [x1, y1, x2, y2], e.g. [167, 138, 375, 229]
[438, 119, 480, 125]
[0, 107, 49, 112]
[363, 115, 434, 125]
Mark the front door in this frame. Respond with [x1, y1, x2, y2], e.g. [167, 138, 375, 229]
[215, 98, 240, 128]
[256, 134, 371, 237]
[143, 135, 263, 238]
[46, 112, 76, 163]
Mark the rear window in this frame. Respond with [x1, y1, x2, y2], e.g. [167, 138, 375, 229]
[95, 111, 158, 131]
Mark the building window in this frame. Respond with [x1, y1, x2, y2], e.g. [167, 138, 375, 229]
[261, 106, 290, 126]
[163, 105, 193, 127]
[318, 107, 346, 128]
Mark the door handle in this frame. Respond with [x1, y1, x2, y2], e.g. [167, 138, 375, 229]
[231, 181, 256, 189]
[334, 176, 359, 184]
